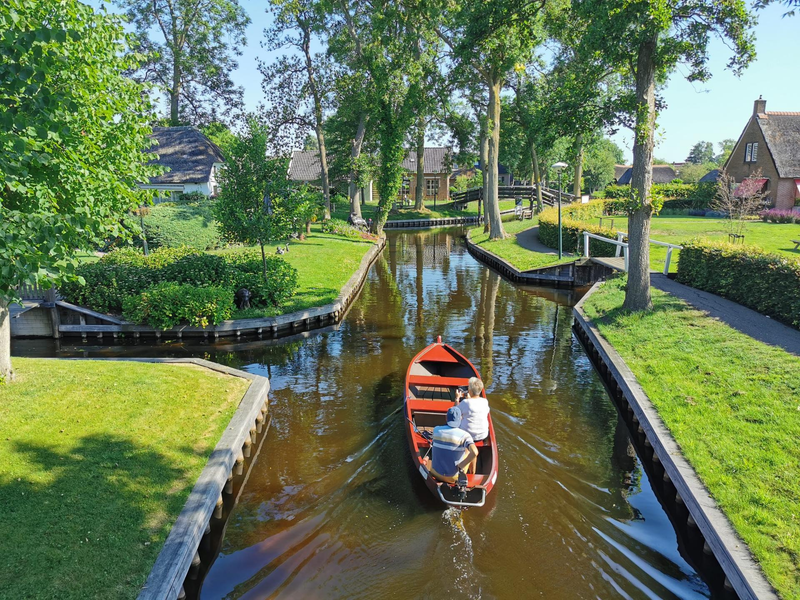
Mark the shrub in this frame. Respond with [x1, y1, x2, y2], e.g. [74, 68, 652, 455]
[603, 182, 716, 210]
[321, 218, 365, 239]
[122, 282, 233, 329]
[760, 209, 800, 224]
[676, 240, 800, 328]
[61, 246, 297, 315]
[139, 200, 223, 250]
[538, 199, 620, 256]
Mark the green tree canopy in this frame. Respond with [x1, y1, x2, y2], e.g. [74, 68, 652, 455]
[686, 141, 714, 164]
[115, 0, 250, 125]
[0, 0, 158, 379]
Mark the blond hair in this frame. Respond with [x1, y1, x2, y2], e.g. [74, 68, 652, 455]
[468, 377, 484, 397]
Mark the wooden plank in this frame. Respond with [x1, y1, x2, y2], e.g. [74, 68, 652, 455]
[56, 301, 125, 324]
[573, 288, 778, 600]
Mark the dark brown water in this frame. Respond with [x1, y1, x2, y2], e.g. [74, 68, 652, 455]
[14, 229, 710, 599]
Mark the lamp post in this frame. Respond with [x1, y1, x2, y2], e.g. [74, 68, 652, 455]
[551, 162, 568, 259]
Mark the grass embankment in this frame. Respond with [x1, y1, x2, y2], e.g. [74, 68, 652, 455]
[0, 359, 250, 600]
[468, 218, 576, 271]
[213, 226, 377, 319]
[583, 276, 800, 599]
[585, 215, 800, 272]
[332, 198, 516, 221]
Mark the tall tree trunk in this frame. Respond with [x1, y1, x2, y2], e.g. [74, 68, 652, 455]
[530, 138, 543, 211]
[303, 28, 331, 219]
[624, 35, 658, 312]
[170, 63, 181, 125]
[487, 78, 505, 239]
[349, 113, 367, 217]
[479, 116, 489, 231]
[414, 124, 425, 210]
[0, 299, 13, 381]
[573, 133, 584, 200]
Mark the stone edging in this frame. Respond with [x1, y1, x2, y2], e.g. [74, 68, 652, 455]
[573, 283, 778, 600]
[464, 228, 577, 286]
[58, 236, 386, 340]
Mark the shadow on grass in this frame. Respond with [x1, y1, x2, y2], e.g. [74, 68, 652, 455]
[591, 288, 688, 329]
[1, 434, 187, 599]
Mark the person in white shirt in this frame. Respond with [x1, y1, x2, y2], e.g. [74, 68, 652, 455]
[455, 376, 489, 473]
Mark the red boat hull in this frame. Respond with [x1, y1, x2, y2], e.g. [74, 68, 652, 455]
[403, 338, 499, 507]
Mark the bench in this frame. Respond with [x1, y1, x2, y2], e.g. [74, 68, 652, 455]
[793, 239, 800, 250]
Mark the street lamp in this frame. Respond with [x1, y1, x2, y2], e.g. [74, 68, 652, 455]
[551, 162, 568, 259]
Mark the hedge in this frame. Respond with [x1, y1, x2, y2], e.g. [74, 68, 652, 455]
[601, 182, 716, 211]
[60, 246, 298, 321]
[138, 198, 223, 250]
[122, 283, 233, 329]
[676, 240, 800, 328]
[538, 199, 620, 256]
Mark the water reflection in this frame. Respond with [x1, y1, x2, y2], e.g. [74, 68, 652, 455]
[12, 228, 709, 599]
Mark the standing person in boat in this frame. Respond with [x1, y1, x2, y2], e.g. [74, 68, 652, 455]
[456, 377, 489, 473]
[429, 406, 479, 484]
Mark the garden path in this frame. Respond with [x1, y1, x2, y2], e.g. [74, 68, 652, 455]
[651, 273, 800, 356]
[515, 226, 557, 254]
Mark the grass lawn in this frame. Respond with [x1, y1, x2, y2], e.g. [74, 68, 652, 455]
[212, 225, 377, 319]
[331, 198, 517, 221]
[583, 276, 800, 599]
[468, 218, 577, 271]
[584, 215, 800, 272]
[0, 358, 250, 600]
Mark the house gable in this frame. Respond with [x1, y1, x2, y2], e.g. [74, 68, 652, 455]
[724, 113, 781, 191]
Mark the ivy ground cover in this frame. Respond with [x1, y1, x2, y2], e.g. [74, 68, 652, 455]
[582, 276, 800, 599]
[0, 359, 250, 599]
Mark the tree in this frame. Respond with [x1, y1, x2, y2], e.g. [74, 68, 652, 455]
[715, 138, 736, 165]
[441, 0, 547, 239]
[686, 141, 714, 164]
[262, 0, 335, 219]
[201, 121, 236, 155]
[573, 0, 756, 311]
[214, 118, 293, 280]
[583, 137, 622, 192]
[116, 0, 250, 126]
[0, 0, 158, 380]
[712, 170, 768, 238]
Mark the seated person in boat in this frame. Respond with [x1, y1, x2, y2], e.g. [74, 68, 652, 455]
[456, 377, 489, 474]
[430, 406, 479, 484]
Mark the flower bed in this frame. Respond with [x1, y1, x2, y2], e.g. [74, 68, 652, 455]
[760, 208, 800, 224]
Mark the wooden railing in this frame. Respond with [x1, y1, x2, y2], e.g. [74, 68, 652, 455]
[17, 282, 55, 302]
[451, 185, 576, 208]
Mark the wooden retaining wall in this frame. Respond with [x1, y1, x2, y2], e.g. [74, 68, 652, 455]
[53, 236, 386, 341]
[572, 284, 778, 600]
[109, 357, 272, 600]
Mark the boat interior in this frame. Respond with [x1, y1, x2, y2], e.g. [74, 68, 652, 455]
[409, 410, 494, 477]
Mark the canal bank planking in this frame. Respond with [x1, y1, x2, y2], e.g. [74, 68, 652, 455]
[69, 358, 273, 600]
[572, 284, 779, 600]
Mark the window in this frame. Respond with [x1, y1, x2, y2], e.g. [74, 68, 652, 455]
[426, 178, 439, 197]
[744, 142, 758, 163]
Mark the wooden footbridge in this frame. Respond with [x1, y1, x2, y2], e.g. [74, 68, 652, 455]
[451, 185, 576, 211]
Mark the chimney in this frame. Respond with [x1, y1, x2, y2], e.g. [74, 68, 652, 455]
[754, 96, 767, 115]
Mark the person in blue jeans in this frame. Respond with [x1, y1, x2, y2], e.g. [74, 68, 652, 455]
[429, 406, 479, 484]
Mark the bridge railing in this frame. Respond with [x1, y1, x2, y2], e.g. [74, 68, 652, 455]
[583, 231, 683, 275]
[451, 185, 575, 208]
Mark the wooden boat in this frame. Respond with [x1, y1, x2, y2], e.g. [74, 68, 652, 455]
[403, 336, 498, 507]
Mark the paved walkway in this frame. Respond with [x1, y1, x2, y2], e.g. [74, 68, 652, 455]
[651, 273, 800, 356]
[515, 226, 557, 254]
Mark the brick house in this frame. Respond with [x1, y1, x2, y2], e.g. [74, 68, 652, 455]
[724, 97, 800, 210]
[401, 147, 454, 203]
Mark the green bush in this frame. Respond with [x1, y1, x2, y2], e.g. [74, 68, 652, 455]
[122, 282, 233, 329]
[321, 218, 365, 239]
[676, 240, 800, 328]
[538, 199, 620, 256]
[61, 246, 298, 316]
[603, 182, 716, 211]
[139, 200, 222, 250]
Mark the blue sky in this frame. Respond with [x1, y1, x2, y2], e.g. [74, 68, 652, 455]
[109, 0, 799, 164]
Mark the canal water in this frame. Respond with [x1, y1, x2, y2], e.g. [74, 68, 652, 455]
[14, 229, 711, 599]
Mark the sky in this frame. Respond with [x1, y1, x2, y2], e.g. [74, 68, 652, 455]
[105, 0, 800, 164]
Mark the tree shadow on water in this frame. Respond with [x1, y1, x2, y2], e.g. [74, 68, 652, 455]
[1, 434, 188, 600]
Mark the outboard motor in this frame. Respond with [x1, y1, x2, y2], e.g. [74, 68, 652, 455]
[456, 471, 469, 503]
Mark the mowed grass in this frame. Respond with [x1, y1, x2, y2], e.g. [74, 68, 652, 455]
[583, 276, 800, 599]
[213, 224, 377, 319]
[331, 198, 516, 221]
[468, 218, 577, 271]
[0, 358, 250, 599]
[584, 215, 800, 272]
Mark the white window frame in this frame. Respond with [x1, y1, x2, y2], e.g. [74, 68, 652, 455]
[744, 143, 752, 162]
[751, 142, 758, 162]
[425, 177, 439, 197]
